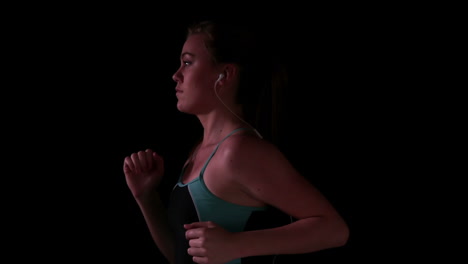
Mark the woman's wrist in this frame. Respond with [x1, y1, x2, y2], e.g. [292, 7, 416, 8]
[135, 191, 162, 207]
[230, 231, 251, 260]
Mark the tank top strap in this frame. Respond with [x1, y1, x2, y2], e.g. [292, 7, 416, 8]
[199, 127, 250, 176]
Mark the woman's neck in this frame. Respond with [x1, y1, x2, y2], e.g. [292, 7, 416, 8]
[197, 112, 246, 147]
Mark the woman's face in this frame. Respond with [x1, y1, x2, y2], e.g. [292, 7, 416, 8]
[172, 33, 220, 114]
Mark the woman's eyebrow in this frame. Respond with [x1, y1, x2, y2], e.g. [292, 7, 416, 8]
[180, 52, 195, 59]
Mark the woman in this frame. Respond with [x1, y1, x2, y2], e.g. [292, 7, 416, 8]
[123, 19, 349, 264]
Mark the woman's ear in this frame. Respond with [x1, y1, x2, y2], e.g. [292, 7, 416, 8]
[221, 64, 238, 84]
[215, 64, 238, 95]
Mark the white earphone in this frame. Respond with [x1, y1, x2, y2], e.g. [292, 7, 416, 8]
[216, 73, 224, 83]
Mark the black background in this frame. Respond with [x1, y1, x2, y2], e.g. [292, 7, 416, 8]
[6, 3, 409, 263]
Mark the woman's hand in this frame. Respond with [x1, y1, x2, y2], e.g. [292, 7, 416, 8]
[123, 149, 164, 200]
[185, 221, 238, 264]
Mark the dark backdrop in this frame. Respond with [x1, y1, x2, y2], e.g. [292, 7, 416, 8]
[11, 5, 399, 263]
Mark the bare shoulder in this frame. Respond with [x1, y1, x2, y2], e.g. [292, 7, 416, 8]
[219, 133, 340, 220]
[219, 133, 295, 181]
[221, 133, 282, 160]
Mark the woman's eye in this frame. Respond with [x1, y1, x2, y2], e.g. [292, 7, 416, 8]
[183, 61, 192, 66]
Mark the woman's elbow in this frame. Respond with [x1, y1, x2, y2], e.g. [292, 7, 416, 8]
[333, 218, 350, 247]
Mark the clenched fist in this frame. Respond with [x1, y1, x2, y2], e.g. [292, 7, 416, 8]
[123, 149, 164, 200]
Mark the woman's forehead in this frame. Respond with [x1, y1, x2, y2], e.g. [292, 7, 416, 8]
[181, 34, 210, 58]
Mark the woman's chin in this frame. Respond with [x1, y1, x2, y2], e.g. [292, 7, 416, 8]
[176, 104, 190, 114]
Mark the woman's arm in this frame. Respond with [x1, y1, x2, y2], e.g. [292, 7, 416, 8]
[136, 195, 175, 264]
[228, 138, 350, 258]
[123, 150, 175, 263]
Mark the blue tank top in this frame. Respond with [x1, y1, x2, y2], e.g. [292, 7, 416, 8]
[167, 127, 291, 264]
